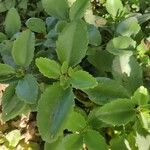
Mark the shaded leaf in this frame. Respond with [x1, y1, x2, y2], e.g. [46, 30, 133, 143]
[4, 7, 21, 37]
[12, 29, 35, 67]
[16, 74, 38, 104]
[37, 83, 74, 142]
[94, 99, 136, 125]
[84, 77, 130, 105]
[83, 130, 108, 150]
[69, 0, 90, 20]
[56, 20, 88, 66]
[42, 0, 69, 19]
[26, 17, 46, 33]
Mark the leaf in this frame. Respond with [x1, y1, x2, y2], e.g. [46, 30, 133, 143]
[4, 7, 21, 37]
[116, 17, 141, 37]
[2, 84, 26, 122]
[70, 70, 98, 90]
[64, 109, 87, 132]
[37, 83, 74, 142]
[83, 130, 108, 150]
[84, 77, 130, 105]
[42, 0, 69, 19]
[62, 134, 83, 150]
[88, 24, 102, 46]
[110, 136, 131, 150]
[26, 17, 46, 33]
[139, 112, 150, 133]
[36, 57, 61, 79]
[0, 32, 7, 43]
[69, 0, 90, 20]
[105, 0, 124, 19]
[12, 29, 35, 67]
[56, 20, 88, 66]
[0, 63, 15, 76]
[136, 133, 150, 150]
[112, 54, 143, 94]
[6, 130, 21, 147]
[106, 36, 136, 55]
[44, 137, 64, 150]
[87, 50, 114, 74]
[132, 86, 149, 106]
[16, 74, 38, 104]
[94, 99, 136, 125]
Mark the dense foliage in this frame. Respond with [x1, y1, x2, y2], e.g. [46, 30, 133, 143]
[0, 0, 150, 149]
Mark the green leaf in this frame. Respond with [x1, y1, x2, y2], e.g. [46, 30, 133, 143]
[56, 20, 88, 66]
[42, 0, 69, 19]
[70, 70, 98, 90]
[116, 17, 141, 37]
[0, 32, 7, 43]
[132, 86, 149, 106]
[2, 84, 26, 122]
[62, 134, 83, 150]
[36, 57, 61, 79]
[110, 136, 131, 150]
[112, 54, 143, 94]
[12, 29, 35, 67]
[83, 130, 108, 150]
[64, 109, 87, 132]
[105, 0, 124, 19]
[44, 137, 64, 150]
[4, 7, 21, 37]
[26, 17, 46, 34]
[94, 99, 136, 125]
[139, 112, 150, 132]
[88, 24, 102, 46]
[0, 63, 15, 76]
[16, 74, 38, 104]
[87, 50, 114, 74]
[61, 61, 69, 74]
[6, 130, 21, 147]
[84, 77, 130, 105]
[69, 0, 90, 20]
[106, 36, 136, 55]
[37, 83, 74, 142]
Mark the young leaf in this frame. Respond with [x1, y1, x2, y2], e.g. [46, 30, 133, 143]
[116, 17, 141, 37]
[56, 20, 88, 67]
[37, 83, 74, 142]
[84, 77, 130, 105]
[6, 130, 21, 147]
[16, 74, 38, 104]
[106, 36, 136, 55]
[95, 99, 136, 125]
[36, 57, 61, 79]
[88, 24, 102, 46]
[105, 0, 124, 19]
[132, 86, 149, 106]
[4, 7, 21, 37]
[62, 134, 83, 150]
[26, 17, 46, 34]
[69, 0, 90, 20]
[0, 32, 7, 43]
[139, 112, 150, 132]
[0, 63, 15, 76]
[12, 29, 35, 67]
[83, 130, 108, 150]
[70, 70, 98, 90]
[42, 0, 69, 19]
[2, 84, 26, 122]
